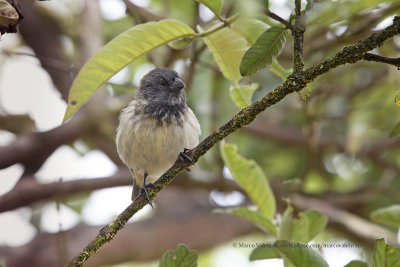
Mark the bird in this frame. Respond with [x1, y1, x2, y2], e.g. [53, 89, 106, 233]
[116, 67, 201, 207]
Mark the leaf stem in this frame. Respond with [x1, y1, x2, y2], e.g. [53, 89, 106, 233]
[215, 12, 226, 23]
[197, 13, 239, 37]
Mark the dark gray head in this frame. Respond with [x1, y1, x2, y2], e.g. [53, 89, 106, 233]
[136, 67, 186, 104]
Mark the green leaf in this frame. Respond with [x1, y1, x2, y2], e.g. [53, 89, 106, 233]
[372, 238, 400, 267]
[229, 83, 258, 108]
[240, 26, 288, 76]
[279, 205, 326, 243]
[344, 260, 368, 267]
[202, 27, 248, 82]
[250, 245, 281, 261]
[386, 246, 400, 267]
[280, 203, 294, 240]
[292, 213, 310, 243]
[274, 240, 329, 267]
[373, 238, 387, 267]
[232, 18, 269, 45]
[63, 19, 195, 121]
[370, 204, 400, 227]
[196, 0, 222, 16]
[389, 121, 400, 138]
[373, 238, 400, 267]
[304, 210, 328, 240]
[279, 203, 309, 242]
[220, 143, 276, 218]
[215, 207, 277, 235]
[159, 244, 198, 267]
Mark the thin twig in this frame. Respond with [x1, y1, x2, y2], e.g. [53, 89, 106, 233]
[363, 53, 400, 67]
[292, 0, 305, 73]
[66, 16, 400, 267]
[266, 10, 293, 30]
[295, 0, 301, 16]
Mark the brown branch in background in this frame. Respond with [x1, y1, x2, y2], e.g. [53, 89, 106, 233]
[122, 0, 162, 23]
[66, 17, 400, 267]
[0, 110, 93, 175]
[79, 0, 103, 65]
[0, 166, 242, 213]
[184, 43, 207, 90]
[0, 170, 130, 213]
[84, 132, 123, 167]
[0, 113, 36, 134]
[18, 0, 75, 101]
[2, 158, 397, 219]
[363, 53, 400, 67]
[0, 92, 117, 175]
[1, 51, 76, 74]
[347, 3, 400, 37]
[122, 0, 168, 68]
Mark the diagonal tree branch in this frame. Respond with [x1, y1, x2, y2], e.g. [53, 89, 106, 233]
[66, 16, 400, 267]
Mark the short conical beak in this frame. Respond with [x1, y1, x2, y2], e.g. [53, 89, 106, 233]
[171, 77, 185, 91]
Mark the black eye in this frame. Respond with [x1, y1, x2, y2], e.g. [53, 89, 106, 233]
[160, 78, 169, 86]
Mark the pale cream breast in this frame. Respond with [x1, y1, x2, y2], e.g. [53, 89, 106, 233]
[116, 100, 201, 186]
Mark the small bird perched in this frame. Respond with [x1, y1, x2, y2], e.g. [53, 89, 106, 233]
[116, 68, 201, 206]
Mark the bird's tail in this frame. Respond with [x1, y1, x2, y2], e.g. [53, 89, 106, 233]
[131, 178, 140, 201]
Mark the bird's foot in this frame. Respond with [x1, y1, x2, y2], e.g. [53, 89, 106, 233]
[140, 173, 154, 208]
[179, 148, 196, 172]
[179, 148, 194, 163]
[140, 182, 154, 208]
